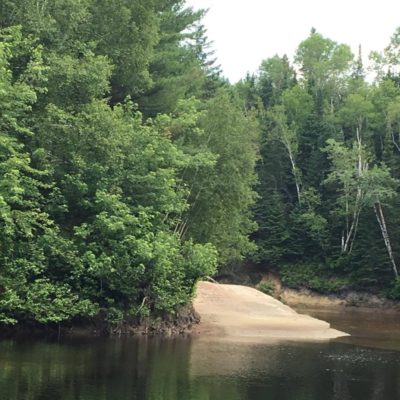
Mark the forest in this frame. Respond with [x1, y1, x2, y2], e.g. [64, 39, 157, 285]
[1, 0, 400, 329]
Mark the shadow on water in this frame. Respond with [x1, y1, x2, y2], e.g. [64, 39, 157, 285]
[0, 308, 400, 400]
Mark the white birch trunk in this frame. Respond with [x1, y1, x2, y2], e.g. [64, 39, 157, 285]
[374, 202, 398, 278]
[285, 141, 301, 206]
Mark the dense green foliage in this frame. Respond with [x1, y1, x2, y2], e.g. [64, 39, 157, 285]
[0, 2, 258, 327]
[2, 1, 400, 330]
[247, 28, 400, 297]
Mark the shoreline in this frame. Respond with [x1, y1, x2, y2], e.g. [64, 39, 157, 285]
[1, 283, 399, 340]
[279, 288, 400, 312]
[0, 305, 199, 339]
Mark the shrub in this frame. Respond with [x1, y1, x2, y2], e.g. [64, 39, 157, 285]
[279, 263, 350, 293]
[257, 281, 275, 295]
[385, 278, 400, 300]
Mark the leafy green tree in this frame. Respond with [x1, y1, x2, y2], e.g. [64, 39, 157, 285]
[234, 73, 261, 112]
[0, 17, 220, 327]
[257, 55, 296, 107]
[324, 137, 370, 254]
[251, 27, 400, 293]
[178, 90, 260, 263]
[336, 88, 374, 144]
[0, 27, 94, 324]
[37, 98, 219, 317]
[0, 0, 160, 102]
[88, 0, 160, 102]
[325, 136, 398, 277]
[363, 166, 399, 277]
[295, 29, 353, 110]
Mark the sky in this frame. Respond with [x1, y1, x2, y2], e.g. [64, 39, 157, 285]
[185, 0, 400, 83]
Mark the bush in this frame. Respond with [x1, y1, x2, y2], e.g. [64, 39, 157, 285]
[257, 281, 275, 295]
[385, 278, 400, 300]
[279, 263, 350, 293]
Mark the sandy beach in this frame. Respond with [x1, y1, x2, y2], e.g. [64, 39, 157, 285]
[192, 281, 348, 341]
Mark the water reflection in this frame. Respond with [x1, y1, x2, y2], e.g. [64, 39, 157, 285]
[189, 338, 400, 400]
[0, 313, 399, 400]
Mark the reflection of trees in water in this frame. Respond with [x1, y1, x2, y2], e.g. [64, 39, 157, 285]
[0, 338, 196, 400]
[0, 339, 399, 399]
[0, 338, 119, 400]
[190, 340, 400, 400]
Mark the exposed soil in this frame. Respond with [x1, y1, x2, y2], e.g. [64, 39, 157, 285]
[280, 288, 400, 311]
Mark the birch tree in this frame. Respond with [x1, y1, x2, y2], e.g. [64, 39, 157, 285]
[268, 105, 302, 205]
[324, 134, 369, 254]
[387, 97, 400, 154]
[325, 137, 398, 276]
[363, 166, 399, 278]
[268, 87, 312, 206]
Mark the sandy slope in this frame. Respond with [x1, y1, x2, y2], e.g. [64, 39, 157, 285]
[192, 281, 348, 341]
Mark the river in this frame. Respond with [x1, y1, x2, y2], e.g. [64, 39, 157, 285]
[0, 307, 399, 400]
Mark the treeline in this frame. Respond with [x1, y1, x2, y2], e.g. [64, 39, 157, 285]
[0, 0, 258, 326]
[1, 1, 400, 329]
[244, 28, 400, 296]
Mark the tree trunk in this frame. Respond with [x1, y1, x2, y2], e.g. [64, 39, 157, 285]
[374, 202, 398, 278]
[286, 144, 301, 206]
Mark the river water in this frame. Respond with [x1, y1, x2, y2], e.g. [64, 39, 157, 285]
[0, 308, 399, 400]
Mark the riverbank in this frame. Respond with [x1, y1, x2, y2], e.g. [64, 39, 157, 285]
[255, 271, 400, 311]
[3, 278, 398, 340]
[280, 288, 400, 312]
[0, 306, 200, 339]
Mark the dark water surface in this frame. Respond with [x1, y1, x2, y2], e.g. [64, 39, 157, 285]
[1, 309, 400, 400]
